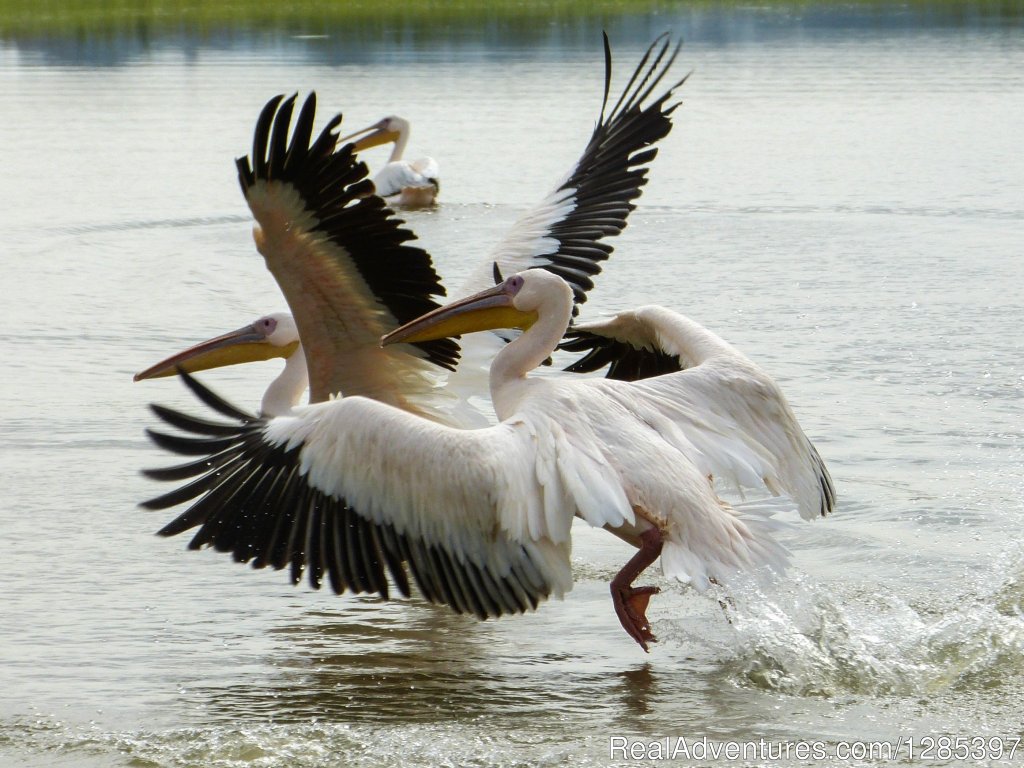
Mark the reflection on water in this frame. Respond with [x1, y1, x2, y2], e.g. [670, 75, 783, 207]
[2, 3, 1024, 766]
[182, 597, 682, 729]
[5, 2, 1023, 67]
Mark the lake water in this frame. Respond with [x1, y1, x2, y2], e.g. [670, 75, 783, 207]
[1, 5, 1023, 767]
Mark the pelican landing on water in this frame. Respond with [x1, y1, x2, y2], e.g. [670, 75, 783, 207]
[135, 33, 686, 425]
[144, 269, 834, 651]
[137, 33, 835, 650]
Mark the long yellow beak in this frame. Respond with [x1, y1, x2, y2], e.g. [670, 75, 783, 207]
[133, 324, 298, 381]
[339, 123, 401, 152]
[381, 281, 537, 346]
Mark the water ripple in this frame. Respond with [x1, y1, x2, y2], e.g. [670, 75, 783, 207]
[53, 214, 249, 236]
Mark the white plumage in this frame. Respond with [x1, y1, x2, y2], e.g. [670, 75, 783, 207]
[145, 270, 834, 651]
[572, 307, 834, 520]
[139, 35, 834, 652]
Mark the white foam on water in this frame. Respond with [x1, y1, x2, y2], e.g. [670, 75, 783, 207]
[718, 547, 1024, 698]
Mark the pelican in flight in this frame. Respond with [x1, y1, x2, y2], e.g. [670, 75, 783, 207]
[139, 35, 836, 650]
[340, 115, 440, 208]
[143, 269, 835, 651]
[135, 33, 687, 425]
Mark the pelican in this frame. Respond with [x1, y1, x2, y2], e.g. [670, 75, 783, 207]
[135, 33, 687, 425]
[143, 269, 835, 651]
[133, 313, 303, 417]
[340, 115, 440, 208]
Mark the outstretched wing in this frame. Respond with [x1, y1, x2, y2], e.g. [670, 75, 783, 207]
[577, 306, 836, 520]
[463, 33, 686, 309]
[236, 93, 459, 409]
[141, 372, 573, 619]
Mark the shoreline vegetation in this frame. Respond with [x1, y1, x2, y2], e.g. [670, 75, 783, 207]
[1, 0, 1019, 39]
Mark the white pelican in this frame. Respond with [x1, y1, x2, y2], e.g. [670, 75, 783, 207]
[340, 115, 440, 208]
[143, 269, 835, 651]
[135, 33, 687, 426]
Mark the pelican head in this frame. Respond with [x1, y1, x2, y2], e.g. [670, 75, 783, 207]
[382, 269, 572, 346]
[134, 312, 300, 381]
[340, 115, 409, 153]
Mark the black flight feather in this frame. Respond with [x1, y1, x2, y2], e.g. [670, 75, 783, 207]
[236, 92, 460, 372]
[140, 371, 555, 619]
[559, 328, 685, 382]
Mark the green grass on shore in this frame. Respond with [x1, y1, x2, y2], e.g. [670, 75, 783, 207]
[1, 0, 1017, 40]
[3, 0, 658, 37]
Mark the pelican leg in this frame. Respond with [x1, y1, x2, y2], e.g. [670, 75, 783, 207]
[610, 526, 664, 652]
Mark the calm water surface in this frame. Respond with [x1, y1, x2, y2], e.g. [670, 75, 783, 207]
[1, 6, 1023, 767]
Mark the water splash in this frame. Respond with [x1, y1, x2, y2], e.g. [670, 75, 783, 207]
[721, 551, 1024, 698]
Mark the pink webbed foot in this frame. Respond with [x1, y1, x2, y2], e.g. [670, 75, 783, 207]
[612, 584, 661, 652]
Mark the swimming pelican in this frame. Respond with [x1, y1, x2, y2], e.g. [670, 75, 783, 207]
[135, 33, 687, 424]
[143, 269, 835, 651]
[340, 115, 440, 208]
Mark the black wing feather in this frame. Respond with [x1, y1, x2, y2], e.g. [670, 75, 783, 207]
[236, 92, 460, 373]
[526, 34, 687, 312]
[559, 328, 685, 381]
[140, 372, 555, 617]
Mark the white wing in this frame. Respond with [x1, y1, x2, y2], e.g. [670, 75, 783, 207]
[410, 156, 440, 184]
[568, 306, 836, 520]
[374, 158, 439, 197]
[142, 372, 573, 619]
